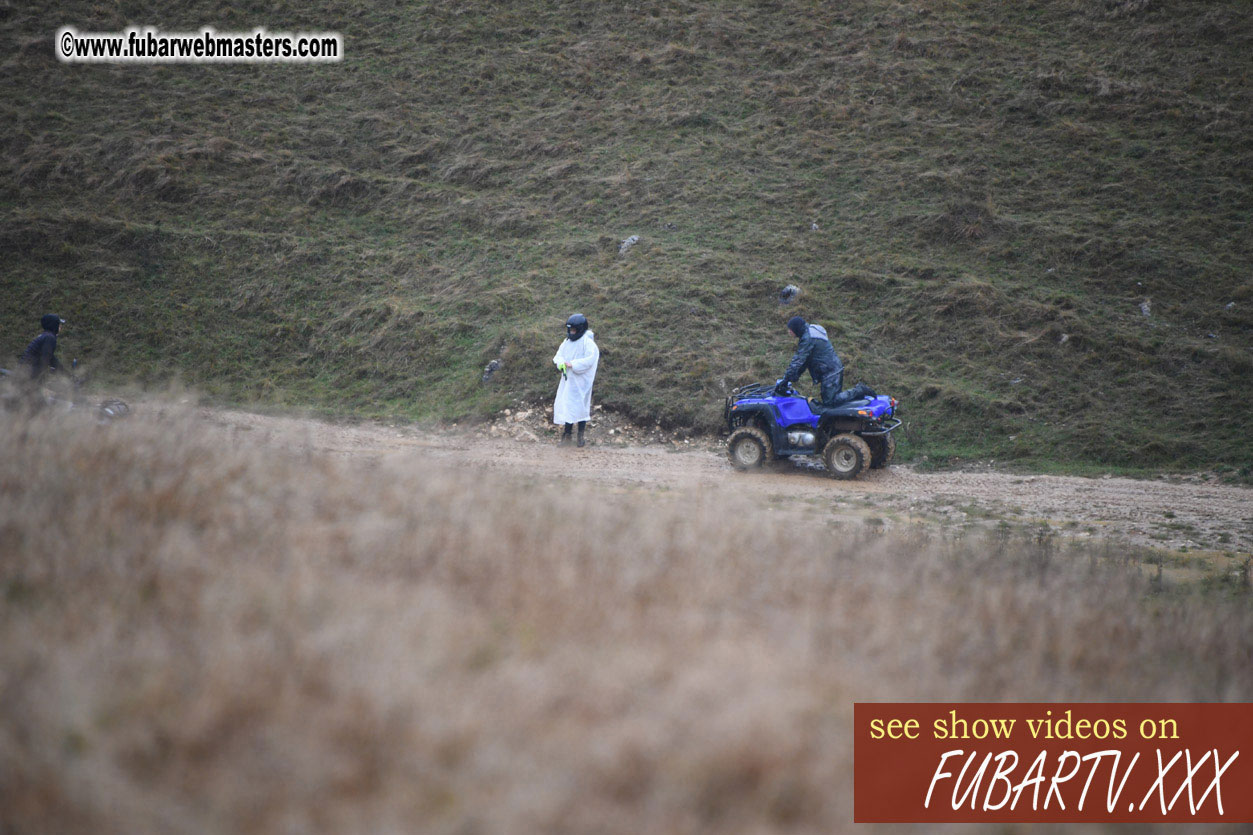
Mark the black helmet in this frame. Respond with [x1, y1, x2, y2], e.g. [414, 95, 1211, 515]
[565, 313, 588, 341]
[41, 314, 64, 334]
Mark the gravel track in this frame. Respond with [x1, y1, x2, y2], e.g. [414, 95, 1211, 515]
[205, 408, 1253, 553]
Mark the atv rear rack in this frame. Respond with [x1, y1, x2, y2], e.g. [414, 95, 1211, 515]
[856, 417, 902, 436]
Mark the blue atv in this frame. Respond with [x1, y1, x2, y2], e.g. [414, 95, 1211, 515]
[724, 381, 901, 479]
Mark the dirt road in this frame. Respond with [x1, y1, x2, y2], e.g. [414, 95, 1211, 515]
[200, 407, 1253, 557]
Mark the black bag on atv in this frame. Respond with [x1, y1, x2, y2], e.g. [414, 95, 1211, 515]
[825, 382, 876, 408]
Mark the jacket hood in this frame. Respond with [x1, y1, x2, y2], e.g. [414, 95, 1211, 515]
[807, 324, 829, 341]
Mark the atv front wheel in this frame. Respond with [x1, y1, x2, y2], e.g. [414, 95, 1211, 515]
[727, 426, 772, 470]
[823, 433, 871, 480]
[866, 432, 896, 469]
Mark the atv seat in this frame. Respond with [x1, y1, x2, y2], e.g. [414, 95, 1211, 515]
[812, 398, 874, 417]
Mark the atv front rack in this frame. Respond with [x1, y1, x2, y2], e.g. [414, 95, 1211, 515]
[724, 382, 783, 425]
[729, 382, 778, 399]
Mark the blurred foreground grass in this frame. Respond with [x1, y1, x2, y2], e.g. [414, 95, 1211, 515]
[1, 406, 1251, 833]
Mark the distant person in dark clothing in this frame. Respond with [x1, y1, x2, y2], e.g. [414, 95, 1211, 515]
[776, 315, 845, 406]
[20, 314, 65, 380]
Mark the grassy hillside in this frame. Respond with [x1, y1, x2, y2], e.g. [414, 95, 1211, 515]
[3, 0, 1251, 470]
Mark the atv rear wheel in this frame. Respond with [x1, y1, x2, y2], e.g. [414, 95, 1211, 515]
[866, 432, 896, 469]
[823, 433, 871, 480]
[727, 426, 772, 470]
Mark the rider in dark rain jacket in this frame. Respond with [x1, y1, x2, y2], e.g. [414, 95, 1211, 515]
[776, 316, 845, 406]
[20, 314, 65, 381]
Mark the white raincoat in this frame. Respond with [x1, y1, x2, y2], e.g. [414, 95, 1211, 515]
[552, 330, 599, 424]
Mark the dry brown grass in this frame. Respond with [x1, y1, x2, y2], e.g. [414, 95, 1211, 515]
[2, 407, 1250, 833]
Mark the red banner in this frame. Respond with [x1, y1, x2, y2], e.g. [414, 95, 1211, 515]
[854, 703, 1253, 823]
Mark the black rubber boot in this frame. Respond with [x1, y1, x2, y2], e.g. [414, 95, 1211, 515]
[560, 423, 573, 445]
[576, 422, 586, 447]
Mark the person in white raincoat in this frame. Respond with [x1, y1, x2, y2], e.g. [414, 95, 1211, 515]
[553, 313, 599, 447]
